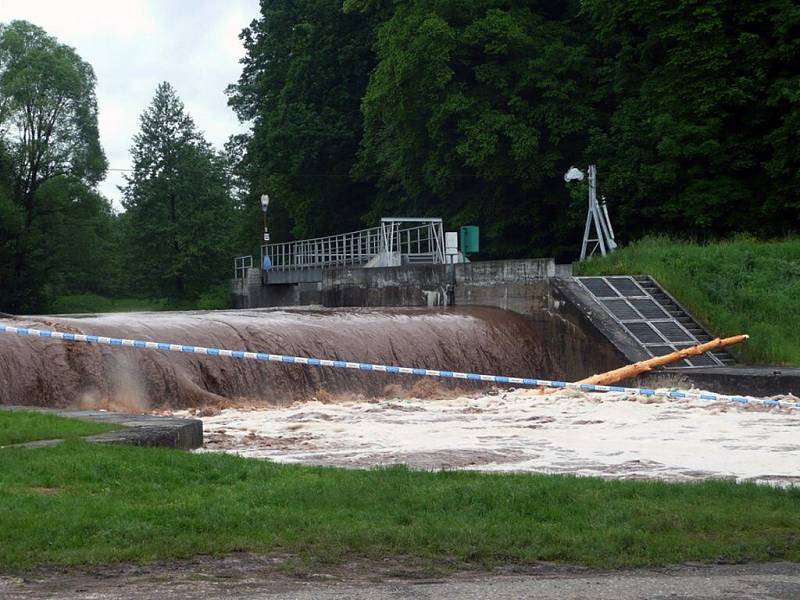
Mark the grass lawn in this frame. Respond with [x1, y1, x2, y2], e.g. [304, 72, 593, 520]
[46, 286, 232, 315]
[0, 410, 119, 446]
[576, 236, 800, 366]
[1, 439, 798, 571]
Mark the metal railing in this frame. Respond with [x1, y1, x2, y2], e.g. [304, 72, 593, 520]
[259, 218, 445, 272]
[233, 255, 253, 280]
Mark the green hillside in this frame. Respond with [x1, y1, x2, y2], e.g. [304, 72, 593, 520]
[576, 237, 800, 367]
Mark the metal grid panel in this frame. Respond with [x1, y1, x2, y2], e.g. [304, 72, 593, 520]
[624, 322, 666, 344]
[686, 353, 719, 367]
[652, 321, 694, 343]
[629, 298, 669, 320]
[606, 277, 645, 297]
[581, 278, 618, 298]
[577, 276, 723, 369]
[601, 298, 642, 321]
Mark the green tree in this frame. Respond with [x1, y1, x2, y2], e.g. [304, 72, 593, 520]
[122, 82, 234, 299]
[26, 176, 117, 299]
[0, 20, 108, 312]
[0, 20, 106, 222]
[583, 0, 800, 238]
[227, 0, 377, 245]
[353, 0, 594, 258]
[0, 144, 23, 310]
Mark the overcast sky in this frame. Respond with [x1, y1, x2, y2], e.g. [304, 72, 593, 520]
[0, 0, 261, 209]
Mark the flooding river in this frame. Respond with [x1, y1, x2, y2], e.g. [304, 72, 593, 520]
[0, 307, 581, 410]
[181, 389, 800, 485]
[2, 308, 798, 484]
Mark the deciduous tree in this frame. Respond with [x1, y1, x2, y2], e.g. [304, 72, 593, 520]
[0, 20, 108, 312]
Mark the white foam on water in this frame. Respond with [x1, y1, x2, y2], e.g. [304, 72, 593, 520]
[176, 389, 800, 485]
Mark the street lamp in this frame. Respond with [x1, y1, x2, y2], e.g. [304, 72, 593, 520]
[260, 194, 272, 279]
[564, 165, 617, 260]
[260, 194, 270, 243]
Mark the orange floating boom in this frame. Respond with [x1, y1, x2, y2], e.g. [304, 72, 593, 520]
[578, 335, 748, 386]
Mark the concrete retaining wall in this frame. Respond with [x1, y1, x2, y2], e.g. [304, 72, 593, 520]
[234, 281, 322, 309]
[322, 263, 448, 307]
[454, 259, 556, 314]
[0, 406, 203, 450]
[320, 258, 559, 311]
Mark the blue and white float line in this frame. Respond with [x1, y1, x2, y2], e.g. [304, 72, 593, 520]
[1, 323, 797, 411]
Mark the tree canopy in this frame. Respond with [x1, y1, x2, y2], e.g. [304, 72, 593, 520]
[0, 20, 109, 312]
[227, 0, 378, 245]
[584, 0, 800, 237]
[123, 82, 235, 299]
[231, 0, 800, 259]
[2, 3, 799, 313]
[0, 20, 106, 218]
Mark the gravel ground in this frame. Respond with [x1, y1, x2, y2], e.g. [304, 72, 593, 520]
[1, 557, 798, 599]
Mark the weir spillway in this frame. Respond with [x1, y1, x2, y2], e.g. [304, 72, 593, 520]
[0, 307, 622, 410]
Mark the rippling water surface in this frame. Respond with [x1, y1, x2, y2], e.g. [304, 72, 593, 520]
[0, 307, 577, 409]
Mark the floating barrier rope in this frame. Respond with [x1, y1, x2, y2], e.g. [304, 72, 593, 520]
[1, 324, 798, 411]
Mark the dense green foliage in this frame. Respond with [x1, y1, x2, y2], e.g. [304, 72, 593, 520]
[353, 1, 593, 257]
[2, 440, 799, 569]
[0, 410, 118, 446]
[2, 3, 799, 312]
[228, 0, 378, 250]
[230, 0, 800, 259]
[0, 22, 237, 313]
[577, 236, 800, 366]
[583, 0, 800, 238]
[0, 21, 111, 312]
[122, 83, 235, 299]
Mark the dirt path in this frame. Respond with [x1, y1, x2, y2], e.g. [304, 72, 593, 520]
[1, 556, 798, 599]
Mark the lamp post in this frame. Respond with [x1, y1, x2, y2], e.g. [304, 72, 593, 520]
[260, 194, 270, 243]
[260, 194, 272, 281]
[564, 165, 617, 260]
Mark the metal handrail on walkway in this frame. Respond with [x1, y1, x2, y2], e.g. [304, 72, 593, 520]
[233, 256, 253, 280]
[256, 218, 445, 273]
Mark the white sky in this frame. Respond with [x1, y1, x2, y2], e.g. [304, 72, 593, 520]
[0, 0, 261, 209]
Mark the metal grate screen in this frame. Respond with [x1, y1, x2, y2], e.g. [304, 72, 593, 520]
[577, 276, 723, 368]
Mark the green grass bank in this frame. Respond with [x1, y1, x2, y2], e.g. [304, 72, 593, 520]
[1, 439, 799, 571]
[0, 410, 119, 446]
[46, 285, 232, 315]
[576, 236, 800, 366]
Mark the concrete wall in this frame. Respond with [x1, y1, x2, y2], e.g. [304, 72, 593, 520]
[233, 272, 322, 309]
[454, 259, 556, 314]
[322, 263, 448, 307]
[319, 258, 559, 312]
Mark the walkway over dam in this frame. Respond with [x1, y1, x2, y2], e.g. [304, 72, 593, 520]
[235, 218, 449, 285]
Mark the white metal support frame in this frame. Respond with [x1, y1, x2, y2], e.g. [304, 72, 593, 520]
[579, 165, 617, 260]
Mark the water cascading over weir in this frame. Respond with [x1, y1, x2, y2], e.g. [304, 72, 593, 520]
[0, 307, 621, 410]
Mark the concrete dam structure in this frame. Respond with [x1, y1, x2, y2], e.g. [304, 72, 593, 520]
[232, 253, 799, 397]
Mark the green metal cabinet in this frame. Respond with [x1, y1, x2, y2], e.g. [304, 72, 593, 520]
[460, 226, 479, 254]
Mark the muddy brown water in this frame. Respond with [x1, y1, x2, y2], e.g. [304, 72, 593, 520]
[0, 307, 594, 410]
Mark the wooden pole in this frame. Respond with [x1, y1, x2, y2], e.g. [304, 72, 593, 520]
[531, 334, 748, 394]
